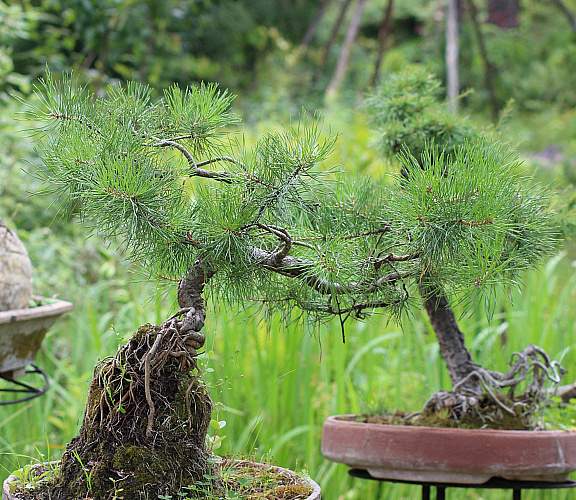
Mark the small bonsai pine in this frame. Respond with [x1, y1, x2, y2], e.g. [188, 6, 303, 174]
[21, 70, 563, 498]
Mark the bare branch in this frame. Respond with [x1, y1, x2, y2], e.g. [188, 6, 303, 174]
[147, 137, 198, 166]
[374, 252, 417, 272]
[147, 136, 236, 184]
[196, 156, 247, 171]
[250, 295, 405, 318]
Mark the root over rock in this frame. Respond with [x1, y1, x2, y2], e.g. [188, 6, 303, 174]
[42, 322, 219, 499]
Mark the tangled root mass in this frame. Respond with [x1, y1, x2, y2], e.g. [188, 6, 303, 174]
[43, 317, 219, 500]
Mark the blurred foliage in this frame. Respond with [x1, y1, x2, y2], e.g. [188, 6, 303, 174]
[1, 0, 575, 118]
[417, 0, 576, 114]
[6, 0, 328, 94]
[365, 69, 476, 163]
[0, 97, 123, 298]
[0, 1, 37, 98]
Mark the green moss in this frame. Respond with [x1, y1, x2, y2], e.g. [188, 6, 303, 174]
[131, 322, 152, 343]
[260, 484, 313, 499]
[348, 393, 534, 430]
[112, 445, 147, 470]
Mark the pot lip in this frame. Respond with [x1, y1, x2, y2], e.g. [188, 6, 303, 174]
[0, 296, 73, 324]
[324, 414, 576, 435]
[3, 459, 321, 500]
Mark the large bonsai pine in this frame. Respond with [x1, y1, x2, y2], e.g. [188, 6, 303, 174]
[22, 70, 562, 498]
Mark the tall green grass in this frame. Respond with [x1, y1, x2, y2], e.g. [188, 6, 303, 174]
[1, 253, 574, 499]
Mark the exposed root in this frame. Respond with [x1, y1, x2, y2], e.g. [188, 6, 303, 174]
[42, 311, 217, 499]
[558, 381, 576, 404]
[15, 265, 221, 499]
[417, 344, 566, 429]
[93, 312, 207, 445]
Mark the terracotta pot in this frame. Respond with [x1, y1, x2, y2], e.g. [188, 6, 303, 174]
[0, 296, 73, 378]
[2, 460, 321, 500]
[321, 414, 576, 484]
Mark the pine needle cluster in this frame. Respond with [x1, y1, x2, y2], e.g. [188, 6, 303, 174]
[23, 71, 557, 324]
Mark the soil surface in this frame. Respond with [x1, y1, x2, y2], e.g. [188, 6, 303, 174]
[345, 393, 540, 430]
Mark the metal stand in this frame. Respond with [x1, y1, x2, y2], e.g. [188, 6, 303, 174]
[0, 364, 50, 405]
[349, 468, 576, 499]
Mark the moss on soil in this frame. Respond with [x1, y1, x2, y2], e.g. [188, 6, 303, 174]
[347, 393, 538, 430]
[10, 459, 315, 500]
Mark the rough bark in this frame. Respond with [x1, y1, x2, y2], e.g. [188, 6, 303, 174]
[177, 262, 216, 335]
[420, 284, 481, 393]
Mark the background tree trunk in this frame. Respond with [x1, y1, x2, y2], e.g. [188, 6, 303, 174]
[550, 0, 576, 31]
[445, 0, 460, 111]
[325, 0, 368, 99]
[370, 0, 395, 87]
[315, 0, 354, 80]
[301, 0, 335, 48]
[486, 0, 519, 28]
[464, 0, 500, 122]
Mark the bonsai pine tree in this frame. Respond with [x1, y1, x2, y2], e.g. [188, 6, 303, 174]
[21, 70, 563, 497]
[364, 70, 564, 420]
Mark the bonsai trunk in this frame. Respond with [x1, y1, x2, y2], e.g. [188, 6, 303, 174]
[420, 284, 481, 395]
[418, 284, 566, 428]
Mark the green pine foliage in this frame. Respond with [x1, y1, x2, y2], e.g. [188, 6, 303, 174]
[365, 69, 476, 162]
[22, 70, 557, 325]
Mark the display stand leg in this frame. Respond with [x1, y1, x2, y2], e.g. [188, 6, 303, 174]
[422, 485, 430, 500]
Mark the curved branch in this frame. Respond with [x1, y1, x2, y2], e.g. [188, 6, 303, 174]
[147, 136, 235, 184]
[255, 223, 292, 262]
[250, 245, 410, 295]
[148, 137, 198, 167]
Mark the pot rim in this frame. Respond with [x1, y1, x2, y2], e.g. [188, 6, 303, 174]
[326, 413, 576, 435]
[0, 296, 73, 325]
[322, 414, 576, 484]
